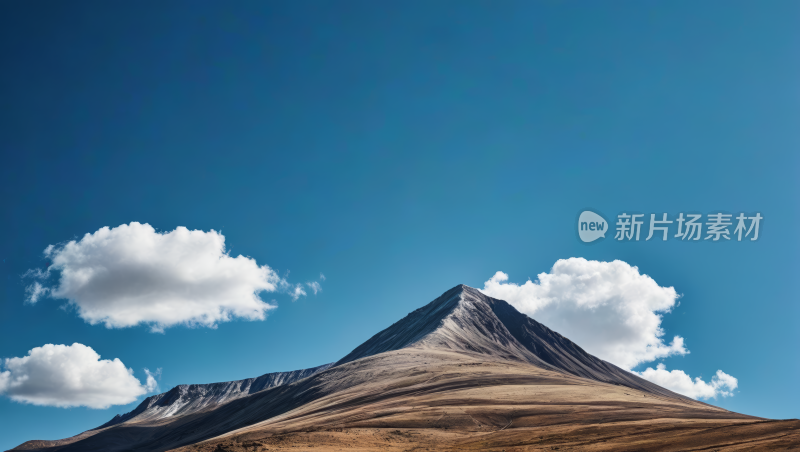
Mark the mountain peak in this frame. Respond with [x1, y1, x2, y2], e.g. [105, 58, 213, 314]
[337, 284, 689, 399]
[335, 283, 543, 366]
[334, 284, 472, 365]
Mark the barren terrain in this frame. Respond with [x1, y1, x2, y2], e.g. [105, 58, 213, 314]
[12, 285, 799, 451]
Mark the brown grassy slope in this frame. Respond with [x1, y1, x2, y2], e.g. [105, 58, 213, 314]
[12, 286, 799, 451]
[172, 348, 800, 452]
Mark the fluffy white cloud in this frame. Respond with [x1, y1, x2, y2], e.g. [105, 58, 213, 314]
[25, 222, 302, 332]
[0, 343, 157, 409]
[481, 258, 686, 370]
[480, 258, 738, 400]
[636, 363, 737, 399]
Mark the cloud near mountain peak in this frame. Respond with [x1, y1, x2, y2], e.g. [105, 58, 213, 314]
[480, 258, 736, 400]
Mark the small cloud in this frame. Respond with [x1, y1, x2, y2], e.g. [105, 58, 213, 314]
[144, 368, 162, 393]
[636, 363, 738, 399]
[24, 281, 49, 304]
[291, 284, 307, 301]
[319, 273, 326, 281]
[306, 281, 322, 295]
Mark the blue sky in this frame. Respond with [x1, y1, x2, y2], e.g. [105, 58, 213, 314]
[1, 1, 798, 449]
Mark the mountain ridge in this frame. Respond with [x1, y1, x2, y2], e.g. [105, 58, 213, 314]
[338, 284, 688, 399]
[98, 363, 334, 429]
[11, 283, 788, 452]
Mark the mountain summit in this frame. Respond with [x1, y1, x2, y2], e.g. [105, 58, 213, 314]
[100, 284, 677, 431]
[11, 284, 798, 452]
[338, 284, 683, 398]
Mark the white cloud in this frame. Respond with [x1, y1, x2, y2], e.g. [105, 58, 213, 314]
[306, 281, 322, 295]
[636, 363, 737, 399]
[0, 343, 156, 409]
[144, 368, 161, 393]
[291, 284, 307, 301]
[481, 258, 687, 370]
[25, 222, 304, 331]
[319, 273, 326, 281]
[480, 258, 739, 400]
[25, 281, 48, 304]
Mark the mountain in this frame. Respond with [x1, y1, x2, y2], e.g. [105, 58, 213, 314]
[337, 285, 685, 398]
[98, 363, 333, 428]
[10, 285, 799, 452]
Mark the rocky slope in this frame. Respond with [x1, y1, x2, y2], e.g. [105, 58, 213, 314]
[11, 284, 797, 452]
[98, 363, 334, 428]
[338, 284, 687, 399]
